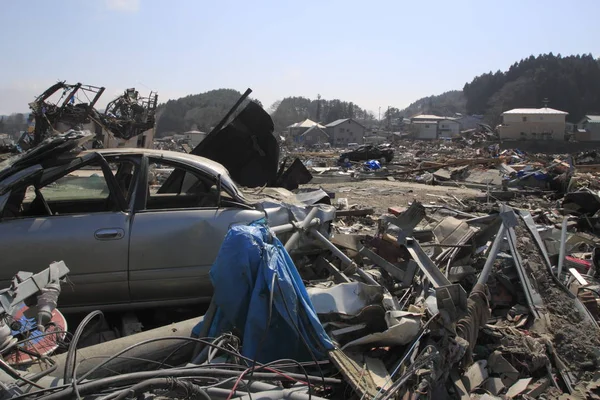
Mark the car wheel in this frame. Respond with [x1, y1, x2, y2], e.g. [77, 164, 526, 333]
[344, 158, 350, 163]
[379, 157, 386, 165]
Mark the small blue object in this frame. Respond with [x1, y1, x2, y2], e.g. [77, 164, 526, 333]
[364, 160, 381, 170]
[192, 220, 334, 363]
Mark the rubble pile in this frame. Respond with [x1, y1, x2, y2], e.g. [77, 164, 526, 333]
[3, 91, 600, 399]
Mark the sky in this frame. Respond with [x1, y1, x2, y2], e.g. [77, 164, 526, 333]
[1, 0, 599, 115]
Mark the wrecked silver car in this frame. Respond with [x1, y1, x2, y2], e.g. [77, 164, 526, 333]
[0, 132, 333, 312]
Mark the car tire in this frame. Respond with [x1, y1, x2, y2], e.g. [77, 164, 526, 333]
[379, 157, 386, 165]
[344, 158, 350, 163]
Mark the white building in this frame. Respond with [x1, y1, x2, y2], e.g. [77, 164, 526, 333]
[411, 121, 438, 139]
[410, 114, 461, 139]
[498, 107, 568, 140]
[182, 130, 207, 147]
[437, 119, 461, 138]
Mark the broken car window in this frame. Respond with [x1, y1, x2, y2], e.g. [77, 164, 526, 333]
[146, 159, 221, 210]
[1, 161, 122, 219]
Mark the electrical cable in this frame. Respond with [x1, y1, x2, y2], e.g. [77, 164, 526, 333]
[64, 311, 104, 400]
[12, 348, 57, 386]
[368, 313, 440, 400]
[112, 377, 211, 400]
[63, 310, 103, 384]
[76, 355, 176, 370]
[226, 358, 313, 400]
[74, 336, 260, 386]
[29, 365, 338, 400]
[15, 330, 72, 346]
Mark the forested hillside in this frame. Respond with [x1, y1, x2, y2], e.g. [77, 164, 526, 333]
[155, 89, 261, 136]
[398, 90, 466, 118]
[269, 97, 376, 132]
[463, 53, 600, 124]
[153, 53, 600, 136]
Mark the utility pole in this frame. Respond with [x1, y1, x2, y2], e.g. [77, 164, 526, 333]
[387, 106, 391, 131]
[316, 94, 322, 122]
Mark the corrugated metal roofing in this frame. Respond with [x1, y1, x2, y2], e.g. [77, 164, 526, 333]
[502, 107, 568, 115]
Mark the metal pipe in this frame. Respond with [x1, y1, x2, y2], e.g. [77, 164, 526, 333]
[477, 224, 507, 286]
[308, 229, 379, 285]
[284, 207, 320, 251]
[271, 218, 320, 235]
[557, 217, 568, 279]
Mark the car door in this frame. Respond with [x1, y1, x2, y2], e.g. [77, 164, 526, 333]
[0, 154, 132, 309]
[128, 156, 265, 303]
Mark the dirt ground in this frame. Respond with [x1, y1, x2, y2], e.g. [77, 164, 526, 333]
[302, 180, 483, 214]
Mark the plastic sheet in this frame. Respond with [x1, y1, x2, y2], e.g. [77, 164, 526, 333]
[193, 220, 334, 363]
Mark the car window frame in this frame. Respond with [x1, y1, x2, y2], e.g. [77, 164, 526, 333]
[135, 155, 246, 213]
[103, 154, 142, 211]
[0, 152, 128, 220]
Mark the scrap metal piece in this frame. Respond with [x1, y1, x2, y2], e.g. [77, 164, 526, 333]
[557, 217, 568, 278]
[382, 201, 426, 244]
[405, 237, 467, 315]
[519, 211, 554, 271]
[307, 282, 383, 317]
[504, 221, 544, 319]
[359, 246, 416, 287]
[328, 349, 380, 399]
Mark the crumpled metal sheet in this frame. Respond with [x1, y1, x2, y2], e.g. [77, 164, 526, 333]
[307, 282, 384, 317]
[341, 311, 422, 349]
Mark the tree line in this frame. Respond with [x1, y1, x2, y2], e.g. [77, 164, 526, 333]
[0, 113, 28, 135]
[155, 89, 262, 136]
[463, 53, 600, 125]
[269, 96, 376, 132]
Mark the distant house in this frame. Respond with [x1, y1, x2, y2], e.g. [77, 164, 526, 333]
[454, 114, 484, 131]
[498, 107, 568, 141]
[437, 119, 461, 138]
[576, 115, 600, 141]
[297, 125, 329, 147]
[287, 119, 326, 139]
[409, 114, 461, 139]
[182, 130, 207, 147]
[325, 118, 365, 147]
[411, 121, 438, 139]
[411, 114, 447, 122]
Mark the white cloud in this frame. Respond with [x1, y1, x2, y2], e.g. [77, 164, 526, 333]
[105, 0, 140, 12]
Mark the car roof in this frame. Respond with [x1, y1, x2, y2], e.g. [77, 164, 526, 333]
[84, 148, 231, 178]
[80, 148, 244, 198]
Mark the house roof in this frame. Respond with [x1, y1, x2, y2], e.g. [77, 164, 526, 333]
[325, 118, 366, 129]
[300, 125, 329, 137]
[502, 107, 568, 115]
[411, 114, 448, 120]
[583, 115, 600, 123]
[412, 120, 438, 124]
[287, 119, 326, 129]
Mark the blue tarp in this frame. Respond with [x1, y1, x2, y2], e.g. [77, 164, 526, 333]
[364, 160, 381, 170]
[193, 220, 334, 363]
